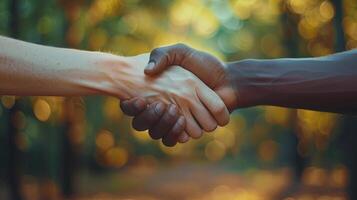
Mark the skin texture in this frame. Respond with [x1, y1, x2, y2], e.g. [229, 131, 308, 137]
[0, 37, 230, 146]
[121, 54, 230, 138]
[121, 44, 357, 146]
[146, 44, 238, 111]
[120, 97, 186, 146]
[121, 44, 238, 146]
[228, 51, 357, 113]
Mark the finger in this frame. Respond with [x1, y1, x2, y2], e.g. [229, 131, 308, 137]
[196, 85, 230, 126]
[190, 100, 218, 132]
[120, 97, 147, 116]
[178, 132, 190, 143]
[182, 108, 203, 139]
[132, 102, 166, 131]
[145, 43, 191, 75]
[162, 116, 185, 147]
[149, 104, 181, 140]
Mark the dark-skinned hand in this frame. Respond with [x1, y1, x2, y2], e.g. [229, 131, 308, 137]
[121, 44, 238, 146]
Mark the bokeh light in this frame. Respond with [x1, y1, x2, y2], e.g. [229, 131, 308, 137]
[33, 99, 52, 122]
[1, 95, 15, 109]
[12, 111, 26, 130]
[258, 139, 279, 162]
[103, 97, 122, 121]
[104, 146, 128, 168]
[205, 140, 226, 161]
[96, 129, 115, 152]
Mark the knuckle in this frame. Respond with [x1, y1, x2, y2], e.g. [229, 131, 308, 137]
[186, 74, 197, 83]
[174, 43, 195, 58]
[150, 48, 162, 56]
[150, 48, 168, 60]
[167, 105, 179, 117]
[184, 79, 200, 92]
[120, 98, 146, 116]
[179, 90, 196, 103]
[181, 96, 193, 105]
[151, 108, 161, 117]
[172, 121, 185, 135]
[175, 43, 189, 50]
[212, 104, 227, 115]
[185, 77, 197, 86]
[176, 93, 188, 103]
[144, 110, 157, 121]
[156, 114, 180, 134]
[162, 114, 176, 126]
[150, 103, 165, 118]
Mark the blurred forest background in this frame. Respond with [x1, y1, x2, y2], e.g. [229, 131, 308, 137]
[0, 0, 357, 199]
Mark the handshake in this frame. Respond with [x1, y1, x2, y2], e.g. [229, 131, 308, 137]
[0, 37, 243, 146]
[117, 45, 357, 147]
[117, 44, 239, 147]
[2, 36, 353, 146]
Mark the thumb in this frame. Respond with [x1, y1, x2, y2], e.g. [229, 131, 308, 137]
[120, 97, 148, 116]
[144, 47, 171, 76]
[145, 43, 191, 76]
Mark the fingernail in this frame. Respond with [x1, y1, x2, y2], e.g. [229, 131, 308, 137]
[168, 105, 178, 116]
[178, 134, 189, 143]
[177, 116, 185, 126]
[172, 116, 185, 137]
[146, 62, 155, 70]
[154, 102, 165, 114]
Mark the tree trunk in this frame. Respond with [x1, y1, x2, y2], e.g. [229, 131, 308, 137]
[331, 0, 355, 199]
[7, 0, 22, 200]
[281, 6, 305, 182]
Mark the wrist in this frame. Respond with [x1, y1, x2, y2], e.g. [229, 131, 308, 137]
[226, 59, 275, 108]
[68, 51, 133, 98]
[90, 53, 152, 100]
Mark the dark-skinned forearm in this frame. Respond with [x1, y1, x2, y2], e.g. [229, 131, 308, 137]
[227, 50, 357, 114]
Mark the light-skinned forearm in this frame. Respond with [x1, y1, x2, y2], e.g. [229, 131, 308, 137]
[0, 36, 232, 138]
[0, 36, 134, 98]
[228, 50, 357, 113]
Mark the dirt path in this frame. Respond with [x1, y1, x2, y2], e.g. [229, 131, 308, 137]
[74, 163, 347, 200]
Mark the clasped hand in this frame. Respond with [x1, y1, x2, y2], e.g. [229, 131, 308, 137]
[114, 53, 230, 146]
